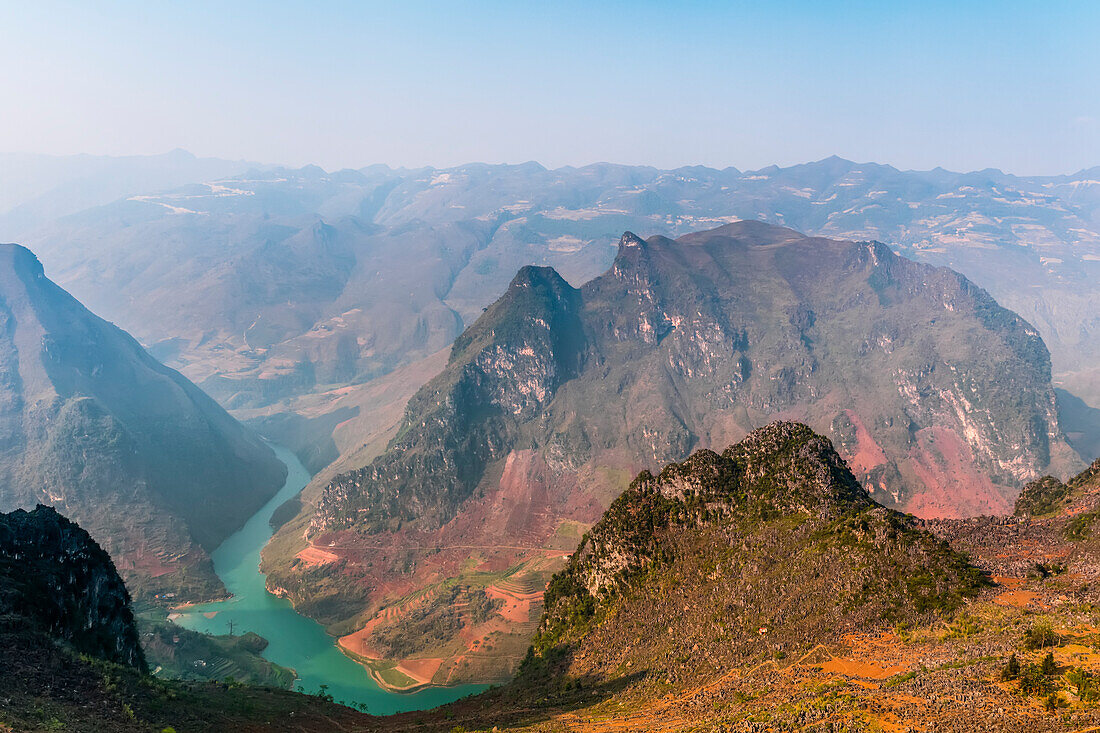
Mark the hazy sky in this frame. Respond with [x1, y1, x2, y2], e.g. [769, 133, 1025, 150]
[2, 0, 1098, 174]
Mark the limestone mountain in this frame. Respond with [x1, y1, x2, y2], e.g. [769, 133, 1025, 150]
[266, 221, 1079, 685]
[0, 244, 286, 601]
[382, 429, 1100, 732]
[14, 158, 1100, 462]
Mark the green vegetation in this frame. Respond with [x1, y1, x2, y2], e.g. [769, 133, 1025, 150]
[1014, 476, 1073, 516]
[1018, 663, 1056, 697]
[1024, 621, 1061, 650]
[268, 495, 302, 531]
[1067, 667, 1100, 702]
[373, 584, 503, 658]
[1065, 512, 1099, 541]
[138, 613, 295, 689]
[373, 662, 417, 689]
[524, 424, 985, 685]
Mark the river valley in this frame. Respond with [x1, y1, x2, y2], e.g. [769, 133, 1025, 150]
[174, 444, 488, 714]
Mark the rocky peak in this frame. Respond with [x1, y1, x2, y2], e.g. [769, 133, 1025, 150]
[617, 230, 647, 251]
[0, 242, 46, 277]
[315, 263, 587, 534]
[508, 263, 573, 292]
[721, 421, 872, 512]
[528, 422, 983, 686]
[573, 423, 871, 598]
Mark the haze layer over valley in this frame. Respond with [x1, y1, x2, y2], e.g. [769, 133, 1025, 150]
[0, 243, 286, 602]
[9, 155, 1100, 484]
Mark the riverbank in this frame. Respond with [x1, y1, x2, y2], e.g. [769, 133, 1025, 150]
[172, 444, 488, 713]
[337, 644, 445, 694]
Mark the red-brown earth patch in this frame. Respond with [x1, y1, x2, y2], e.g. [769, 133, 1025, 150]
[904, 426, 1011, 518]
[840, 409, 890, 478]
[307, 448, 640, 684]
[294, 546, 339, 566]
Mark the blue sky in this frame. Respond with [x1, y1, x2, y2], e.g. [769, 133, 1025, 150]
[2, 0, 1097, 173]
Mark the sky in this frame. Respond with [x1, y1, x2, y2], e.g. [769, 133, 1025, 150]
[1, 0, 1098, 175]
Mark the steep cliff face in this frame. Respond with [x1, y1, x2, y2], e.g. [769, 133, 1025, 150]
[0, 244, 287, 600]
[0, 510, 377, 732]
[314, 221, 1076, 534]
[271, 221, 1079, 684]
[314, 265, 586, 533]
[0, 505, 144, 668]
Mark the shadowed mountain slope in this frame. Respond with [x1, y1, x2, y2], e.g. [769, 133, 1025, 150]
[0, 244, 286, 601]
[0, 504, 145, 669]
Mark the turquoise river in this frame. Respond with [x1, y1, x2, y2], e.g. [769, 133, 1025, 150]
[175, 444, 487, 713]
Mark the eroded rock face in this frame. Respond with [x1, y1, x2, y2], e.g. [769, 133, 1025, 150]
[277, 221, 1078, 684]
[315, 221, 1076, 535]
[313, 265, 586, 534]
[0, 505, 145, 669]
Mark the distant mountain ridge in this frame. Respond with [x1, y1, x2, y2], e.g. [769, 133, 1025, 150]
[0, 149, 260, 233]
[265, 221, 1080, 686]
[14, 155, 1100, 424]
[0, 243, 286, 601]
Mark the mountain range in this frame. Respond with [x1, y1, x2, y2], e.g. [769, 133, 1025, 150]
[3, 152, 1100, 727]
[6, 156, 1099, 480]
[0, 150, 259, 234]
[261, 221, 1081, 686]
[0, 243, 286, 601]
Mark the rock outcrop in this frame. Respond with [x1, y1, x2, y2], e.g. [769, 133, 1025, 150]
[0, 504, 145, 668]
